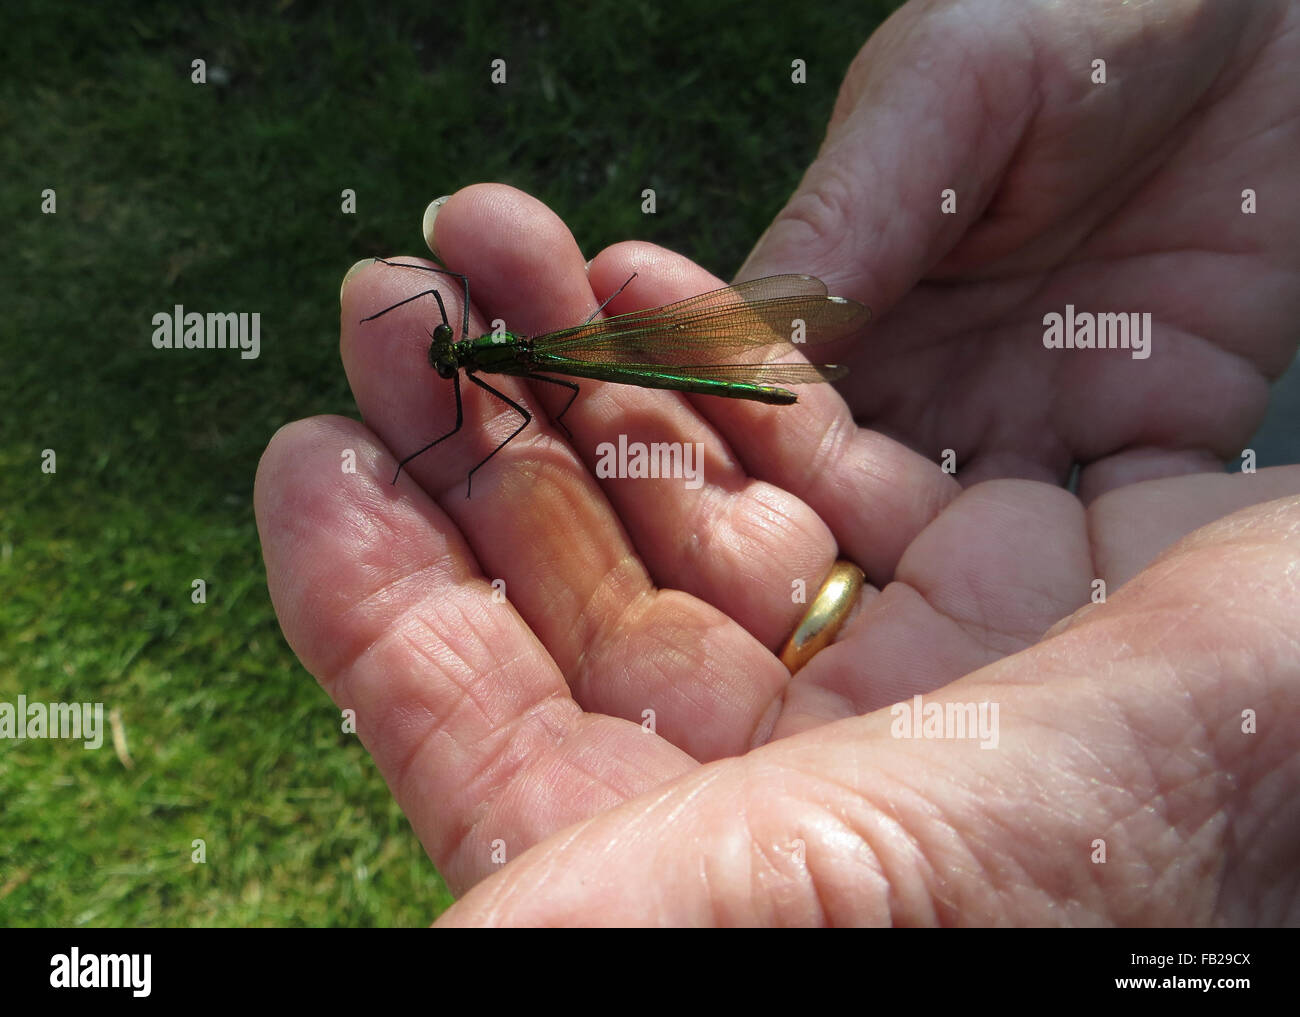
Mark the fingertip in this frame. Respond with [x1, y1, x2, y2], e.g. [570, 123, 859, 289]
[586, 242, 723, 310]
[422, 195, 452, 259]
[339, 258, 375, 306]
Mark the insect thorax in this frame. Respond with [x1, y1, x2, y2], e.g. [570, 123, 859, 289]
[460, 331, 530, 372]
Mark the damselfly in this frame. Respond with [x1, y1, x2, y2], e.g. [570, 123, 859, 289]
[361, 259, 869, 495]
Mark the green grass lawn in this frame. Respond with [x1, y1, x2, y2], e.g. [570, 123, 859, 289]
[0, 0, 899, 925]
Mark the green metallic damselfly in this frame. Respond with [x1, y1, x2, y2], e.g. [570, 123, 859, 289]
[361, 258, 869, 496]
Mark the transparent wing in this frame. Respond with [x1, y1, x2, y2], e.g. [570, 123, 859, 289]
[535, 274, 870, 365]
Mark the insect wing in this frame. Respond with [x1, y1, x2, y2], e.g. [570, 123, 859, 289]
[536, 275, 869, 367]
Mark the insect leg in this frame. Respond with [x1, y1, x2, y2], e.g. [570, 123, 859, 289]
[464, 374, 533, 499]
[392, 371, 464, 483]
[522, 373, 581, 444]
[365, 258, 471, 336]
[582, 272, 638, 325]
[361, 287, 452, 329]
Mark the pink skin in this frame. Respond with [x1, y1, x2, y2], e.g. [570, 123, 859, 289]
[256, 0, 1300, 925]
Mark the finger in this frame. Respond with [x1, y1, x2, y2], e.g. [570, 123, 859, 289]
[775, 479, 1090, 733]
[254, 415, 697, 893]
[734, 1, 1031, 311]
[341, 204, 788, 760]
[585, 241, 960, 603]
[427, 191, 838, 647]
[1087, 464, 1300, 587]
[739, 2, 1260, 305]
[782, 468, 1300, 733]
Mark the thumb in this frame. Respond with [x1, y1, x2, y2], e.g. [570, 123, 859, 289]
[734, 1, 1032, 306]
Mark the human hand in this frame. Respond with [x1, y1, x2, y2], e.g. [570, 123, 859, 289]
[430, 482, 1300, 926]
[258, 183, 951, 897]
[255, 180, 1299, 924]
[740, 0, 1300, 500]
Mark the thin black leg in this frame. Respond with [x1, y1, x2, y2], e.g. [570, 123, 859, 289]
[370, 258, 471, 337]
[362, 287, 452, 330]
[523, 373, 581, 444]
[464, 374, 532, 498]
[392, 371, 464, 483]
[583, 272, 638, 325]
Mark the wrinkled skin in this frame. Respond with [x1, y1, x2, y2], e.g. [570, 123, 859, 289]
[255, 0, 1300, 924]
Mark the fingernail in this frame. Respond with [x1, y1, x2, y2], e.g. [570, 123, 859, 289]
[422, 195, 452, 259]
[339, 258, 373, 305]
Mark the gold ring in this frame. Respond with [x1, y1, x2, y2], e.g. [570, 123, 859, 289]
[778, 560, 865, 674]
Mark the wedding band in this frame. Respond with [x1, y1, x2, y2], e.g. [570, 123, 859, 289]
[778, 560, 865, 675]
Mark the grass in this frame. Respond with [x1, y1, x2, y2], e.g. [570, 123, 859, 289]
[0, 0, 900, 925]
